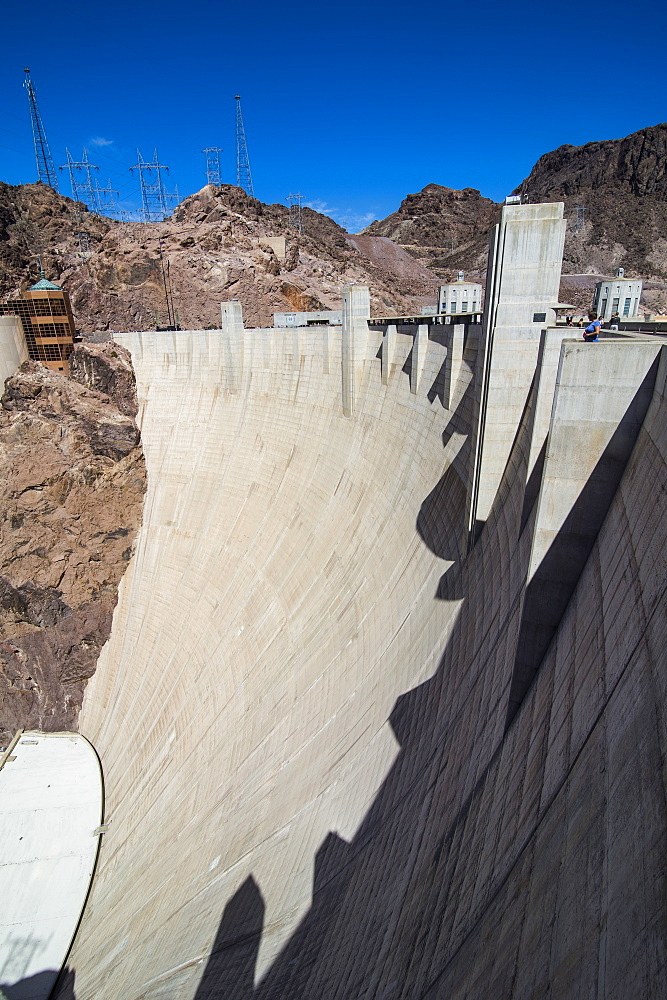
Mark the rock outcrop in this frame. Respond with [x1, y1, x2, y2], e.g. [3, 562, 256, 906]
[363, 184, 498, 278]
[514, 122, 667, 312]
[0, 346, 146, 744]
[0, 182, 437, 335]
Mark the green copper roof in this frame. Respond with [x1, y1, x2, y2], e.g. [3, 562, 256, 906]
[30, 277, 62, 291]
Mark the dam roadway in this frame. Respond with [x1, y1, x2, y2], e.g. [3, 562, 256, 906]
[55, 297, 667, 1000]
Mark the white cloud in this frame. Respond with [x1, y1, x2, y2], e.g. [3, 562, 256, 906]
[90, 136, 114, 147]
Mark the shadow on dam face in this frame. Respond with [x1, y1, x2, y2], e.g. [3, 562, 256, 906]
[58, 329, 667, 1000]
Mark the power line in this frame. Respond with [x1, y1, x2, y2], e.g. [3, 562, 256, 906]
[234, 95, 254, 198]
[23, 68, 58, 190]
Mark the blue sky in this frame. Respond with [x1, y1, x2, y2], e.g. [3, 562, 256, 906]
[1, 0, 665, 232]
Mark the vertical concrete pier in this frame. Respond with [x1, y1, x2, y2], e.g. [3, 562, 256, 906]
[381, 323, 397, 385]
[221, 300, 244, 394]
[467, 202, 567, 539]
[341, 284, 370, 416]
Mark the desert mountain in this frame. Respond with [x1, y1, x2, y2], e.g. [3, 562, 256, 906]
[364, 123, 667, 313]
[362, 184, 497, 277]
[0, 182, 437, 334]
[514, 122, 667, 311]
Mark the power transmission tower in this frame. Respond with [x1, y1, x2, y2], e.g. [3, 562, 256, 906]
[235, 96, 254, 198]
[287, 193, 304, 233]
[573, 205, 586, 232]
[130, 149, 173, 222]
[23, 68, 58, 191]
[60, 149, 101, 212]
[95, 178, 120, 217]
[202, 147, 223, 186]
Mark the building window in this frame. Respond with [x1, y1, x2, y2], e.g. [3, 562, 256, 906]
[623, 297, 631, 316]
[461, 302, 468, 312]
[612, 298, 620, 313]
[600, 299, 607, 316]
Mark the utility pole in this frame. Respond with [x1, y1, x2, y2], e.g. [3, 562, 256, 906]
[60, 149, 101, 213]
[130, 149, 173, 222]
[235, 96, 254, 198]
[287, 193, 304, 233]
[202, 147, 223, 186]
[23, 68, 58, 190]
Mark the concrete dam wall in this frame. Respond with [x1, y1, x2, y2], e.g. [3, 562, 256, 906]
[56, 208, 666, 1000]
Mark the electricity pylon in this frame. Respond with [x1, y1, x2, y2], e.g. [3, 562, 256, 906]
[235, 96, 254, 198]
[60, 149, 101, 212]
[23, 68, 58, 190]
[202, 147, 223, 186]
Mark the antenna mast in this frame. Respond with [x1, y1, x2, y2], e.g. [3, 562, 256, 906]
[23, 68, 58, 190]
[202, 147, 223, 186]
[235, 96, 254, 198]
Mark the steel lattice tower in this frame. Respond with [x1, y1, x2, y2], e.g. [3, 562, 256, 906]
[235, 96, 254, 198]
[23, 68, 58, 191]
[202, 147, 223, 186]
[60, 149, 101, 213]
[95, 178, 120, 217]
[287, 193, 304, 233]
[130, 150, 173, 222]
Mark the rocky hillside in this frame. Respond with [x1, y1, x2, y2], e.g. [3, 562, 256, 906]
[363, 184, 497, 278]
[0, 344, 146, 744]
[362, 123, 667, 313]
[514, 122, 667, 312]
[0, 182, 437, 334]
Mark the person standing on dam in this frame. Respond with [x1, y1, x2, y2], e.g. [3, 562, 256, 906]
[583, 313, 602, 341]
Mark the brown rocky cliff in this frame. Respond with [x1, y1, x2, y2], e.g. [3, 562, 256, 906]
[0, 183, 435, 334]
[0, 345, 146, 744]
[514, 123, 667, 306]
[362, 184, 498, 278]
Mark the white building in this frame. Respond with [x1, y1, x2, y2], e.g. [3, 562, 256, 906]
[274, 310, 342, 328]
[438, 272, 483, 316]
[592, 269, 642, 320]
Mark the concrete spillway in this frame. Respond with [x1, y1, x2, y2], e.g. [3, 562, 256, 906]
[59, 316, 667, 1000]
[58, 207, 667, 1000]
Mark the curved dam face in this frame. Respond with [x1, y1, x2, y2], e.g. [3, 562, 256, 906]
[70, 320, 476, 997]
[64, 223, 667, 998]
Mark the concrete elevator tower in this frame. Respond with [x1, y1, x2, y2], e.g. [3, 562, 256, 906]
[466, 201, 567, 540]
